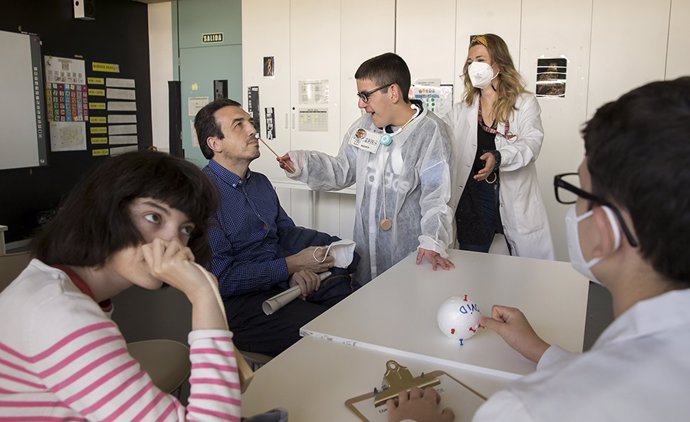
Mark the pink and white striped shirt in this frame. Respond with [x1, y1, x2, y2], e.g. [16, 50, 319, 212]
[0, 259, 241, 421]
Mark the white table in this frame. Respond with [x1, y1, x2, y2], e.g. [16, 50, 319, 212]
[241, 336, 508, 421]
[242, 250, 590, 419]
[302, 249, 589, 379]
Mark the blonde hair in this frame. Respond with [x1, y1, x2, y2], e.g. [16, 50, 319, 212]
[463, 34, 526, 124]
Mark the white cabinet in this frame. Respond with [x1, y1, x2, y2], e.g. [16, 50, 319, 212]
[242, 0, 394, 237]
[241, 0, 690, 259]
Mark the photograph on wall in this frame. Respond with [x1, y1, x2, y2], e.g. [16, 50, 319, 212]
[263, 56, 274, 77]
[536, 57, 567, 98]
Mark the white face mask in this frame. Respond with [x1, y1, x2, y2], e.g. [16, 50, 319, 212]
[468, 61, 498, 89]
[313, 239, 356, 268]
[565, 205, 621, 284]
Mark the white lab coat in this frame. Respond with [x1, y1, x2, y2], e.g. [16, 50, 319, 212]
[444, 94, 554, 259]
[473, 288, 690, 421]
[286, 107, 454, 284]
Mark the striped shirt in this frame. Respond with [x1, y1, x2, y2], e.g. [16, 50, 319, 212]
[0, 259, 241, 421]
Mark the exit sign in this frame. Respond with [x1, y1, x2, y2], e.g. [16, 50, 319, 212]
[202, 32, 224, 43]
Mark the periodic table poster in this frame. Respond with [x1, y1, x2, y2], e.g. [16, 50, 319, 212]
[44, 56, 88, 151]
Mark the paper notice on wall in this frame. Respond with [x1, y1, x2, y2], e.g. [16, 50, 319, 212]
[411, 81, 454, 117]
[107, 101, 137, 111]
[191, 120, 199, 147]
[188, 96, 209, 117]
[108, 114, 137, 124]
[106, 88, 136, 100]
[49, 121, 86, 151]
[108, 124, 137, 135]
[44, 56, 88, 122]
[109, 135, 138, 145]
[110, 145, 139, 156]
[44, 56, 86, 85]
[105, 77, 135, 88]
[299, 80, 329, 105]
[298, 108, 328, 132]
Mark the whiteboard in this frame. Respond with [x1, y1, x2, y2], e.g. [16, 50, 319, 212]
[0, 30, 47, 170]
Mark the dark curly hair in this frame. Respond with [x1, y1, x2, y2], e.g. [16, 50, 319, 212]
[32, 150, 218, 266]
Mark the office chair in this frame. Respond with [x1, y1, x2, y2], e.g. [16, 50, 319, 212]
[0, 251, 32, 290]
[239, 350, 273, 371]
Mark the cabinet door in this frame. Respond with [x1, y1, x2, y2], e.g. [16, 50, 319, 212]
[667, 0, 690, 79]
[521, 0, 593, 262]
[587, 0, 670, 117]
[288, 0, 341, 155]
[454, 0, 522, 103]
[396, 0, 456, 87]
[242, 0, 291, 182]
[340, 0, 396, 135]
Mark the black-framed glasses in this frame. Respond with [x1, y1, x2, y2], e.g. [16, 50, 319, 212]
[357, 83, 393, 103]
[554, 172, 639, 247]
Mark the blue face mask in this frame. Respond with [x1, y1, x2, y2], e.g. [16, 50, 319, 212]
[565, 205, 621, 284]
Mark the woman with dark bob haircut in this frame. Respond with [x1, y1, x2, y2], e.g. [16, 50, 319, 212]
[0, 151, 243, 420]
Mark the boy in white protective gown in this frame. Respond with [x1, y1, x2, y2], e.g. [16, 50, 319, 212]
[279, 52, 456, 284]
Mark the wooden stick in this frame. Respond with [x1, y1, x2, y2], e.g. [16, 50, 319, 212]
[254, 134, 295, 173]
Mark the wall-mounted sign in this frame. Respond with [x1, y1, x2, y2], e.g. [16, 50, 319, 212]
[202, 32, 224, 44]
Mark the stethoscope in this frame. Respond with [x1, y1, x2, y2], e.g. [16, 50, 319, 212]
[379, 104, 421, 146]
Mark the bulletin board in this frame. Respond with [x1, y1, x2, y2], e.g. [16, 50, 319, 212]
[0, 0, 152, 243]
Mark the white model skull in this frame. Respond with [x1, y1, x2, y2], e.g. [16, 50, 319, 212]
[437, 294, 481, 345]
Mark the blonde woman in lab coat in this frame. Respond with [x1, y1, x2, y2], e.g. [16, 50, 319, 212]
[444, 33, 554, 259]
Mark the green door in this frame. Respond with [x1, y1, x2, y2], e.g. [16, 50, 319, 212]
[175, 0, 242, 167]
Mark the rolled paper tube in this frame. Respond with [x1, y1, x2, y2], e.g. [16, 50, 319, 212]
[262, 271, 331, 315]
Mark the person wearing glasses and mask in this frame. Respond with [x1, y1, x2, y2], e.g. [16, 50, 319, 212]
[278, 52, 455, 285]
[387, 78, 690, 422]
[443, 34, 553, 259]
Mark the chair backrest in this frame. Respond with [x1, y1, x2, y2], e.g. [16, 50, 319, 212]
[0, 251, 32, 292]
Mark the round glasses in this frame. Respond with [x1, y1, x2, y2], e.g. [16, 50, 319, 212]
[356, 83, 393, 103]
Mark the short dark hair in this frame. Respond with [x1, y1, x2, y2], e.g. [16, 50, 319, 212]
[354, 52, 411, 103]
[583, 77, 690, 286]
[32, 150, 218, 266]
[194, 98, 242, 159]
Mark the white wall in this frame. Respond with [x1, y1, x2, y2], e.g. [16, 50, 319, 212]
[148, 1, 174, 151]
[151, 0, 690, 258]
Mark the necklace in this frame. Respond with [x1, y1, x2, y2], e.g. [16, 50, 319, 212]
[379, 105, 421, 231]
[379, 150, 393, 231]
[380, 104, 420, 146]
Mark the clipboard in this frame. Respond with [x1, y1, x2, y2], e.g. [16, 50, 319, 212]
[345, 360, 487, 422]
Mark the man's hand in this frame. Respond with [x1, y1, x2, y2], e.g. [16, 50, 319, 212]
[416, 248, 455, 271]
[288, 270, 321, 298]
[480, 305, 550, 363]
[386, 387, 455, 422]
[285, 246, 334, 274]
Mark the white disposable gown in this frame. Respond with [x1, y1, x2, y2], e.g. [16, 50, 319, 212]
[286, 107, 454, 284]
